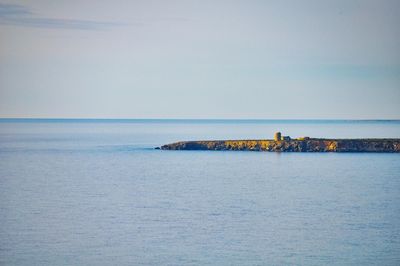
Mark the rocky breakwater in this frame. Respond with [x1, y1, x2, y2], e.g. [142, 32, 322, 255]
[159, 139, 400, 152]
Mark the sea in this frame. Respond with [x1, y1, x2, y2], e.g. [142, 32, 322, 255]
[0, 119, 400, 266]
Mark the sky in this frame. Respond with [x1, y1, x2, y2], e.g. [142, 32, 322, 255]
[0, 0, 399, 119]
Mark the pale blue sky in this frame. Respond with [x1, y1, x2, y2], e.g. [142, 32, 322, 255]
[0, 0, 399, 119]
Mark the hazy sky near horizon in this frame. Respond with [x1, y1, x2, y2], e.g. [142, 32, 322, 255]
[0, 0, 399, 119]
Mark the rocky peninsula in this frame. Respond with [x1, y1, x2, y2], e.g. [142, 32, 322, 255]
[158, 133, 400, 153]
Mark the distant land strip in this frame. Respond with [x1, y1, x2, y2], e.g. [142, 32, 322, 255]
[158, 138, 400, 152]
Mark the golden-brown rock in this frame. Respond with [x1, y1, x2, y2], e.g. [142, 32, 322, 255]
[159, 139, 400, 152]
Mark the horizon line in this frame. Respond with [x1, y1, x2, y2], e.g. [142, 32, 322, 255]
[1, 118, 400, 122]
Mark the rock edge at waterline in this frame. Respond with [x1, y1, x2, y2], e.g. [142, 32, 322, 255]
[158, 138, 400, 152]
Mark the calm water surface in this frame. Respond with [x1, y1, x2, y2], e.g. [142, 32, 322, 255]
[1, 120, 400, 265]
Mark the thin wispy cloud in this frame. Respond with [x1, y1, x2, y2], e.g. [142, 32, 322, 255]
[0, 3, 126, 30]
[0, 3, 30, 15]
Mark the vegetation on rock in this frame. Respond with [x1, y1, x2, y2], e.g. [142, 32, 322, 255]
[160, 139, 400, 152]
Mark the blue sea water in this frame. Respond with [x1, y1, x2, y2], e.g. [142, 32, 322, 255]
[0, 119, 400, 266]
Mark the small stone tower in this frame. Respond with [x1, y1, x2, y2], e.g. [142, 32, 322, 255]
[274, 132, 281, 141]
